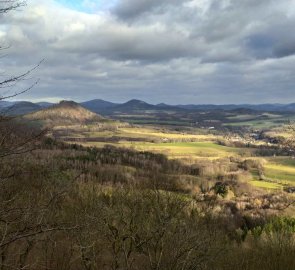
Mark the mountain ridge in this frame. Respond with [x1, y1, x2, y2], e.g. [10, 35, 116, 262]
[3, 98, 295, 115]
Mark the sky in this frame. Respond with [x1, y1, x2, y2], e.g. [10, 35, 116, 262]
[0, 0, 295, 104]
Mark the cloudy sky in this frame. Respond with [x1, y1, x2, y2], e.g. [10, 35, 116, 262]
[1, 0, 295, 104]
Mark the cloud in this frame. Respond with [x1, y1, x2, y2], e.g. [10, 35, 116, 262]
[0, 0, 295, 104]
[112, 0, 186, 20]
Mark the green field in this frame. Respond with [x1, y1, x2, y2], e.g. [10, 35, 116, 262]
[249, 157, 295, 190]
[62, 126, 217, 141]
[250, 180, 283, 190]
[61, 125, 240, 159]
[264, 161, 295, 184]
[82, 137, 295, 190]
[124, 141, 241, 159]
[81, 140, 245, 160]
[225, 113, 295, 129]
[59, 124, 295, 190]
[61, 126, 236, 160]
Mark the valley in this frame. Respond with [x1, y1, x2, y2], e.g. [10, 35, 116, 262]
[21, 99, 295, 193]
[1, 98, 295, 269]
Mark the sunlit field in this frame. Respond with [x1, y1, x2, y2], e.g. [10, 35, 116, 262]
[250, 180, 283, 190]
[82, 141, 246, 160]
[56, 124, 295, 191]
[264, 160, 295, 184]
[60, 125, 245, 160]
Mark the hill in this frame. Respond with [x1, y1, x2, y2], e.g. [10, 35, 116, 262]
[80, 99, 182, 115]
[25, 100, 104, 126]
[113, 99, 156, 111]
[156, 103, 174, 108]
[80, 99, 118, 113]
[4, 101, 42, 115]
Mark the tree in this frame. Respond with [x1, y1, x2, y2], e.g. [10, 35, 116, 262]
[0, 1, 25, 14]
[0, 3, 66, 269]
[0, 1, 43, 102]
[0, 0, 45, 163]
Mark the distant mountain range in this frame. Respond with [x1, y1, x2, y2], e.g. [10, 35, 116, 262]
[79, 99, 295, 114]
[2, 99, 295, 116]
[177, 103, 295, 112]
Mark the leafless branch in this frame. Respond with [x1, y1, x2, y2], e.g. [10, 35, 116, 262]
[0, 226, 78, 248]
[0, 60, 44, 101]
[0, 1, 26, 14]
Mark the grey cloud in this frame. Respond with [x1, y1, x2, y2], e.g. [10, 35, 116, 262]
[5, 0, 292, 64]
[245, 34, 275, 59]
[112, 0, 187, 20]
[243, 16, 295, 59]
[272, 23, 295, 58]
[52, 27, 205, 62]
[275, 44, 295, 58]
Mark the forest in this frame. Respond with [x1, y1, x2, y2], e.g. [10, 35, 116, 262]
[0, 117, 295, 270]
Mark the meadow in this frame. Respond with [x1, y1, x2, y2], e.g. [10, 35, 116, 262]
[60, 126, 242, 159]
[224, 112, 295, 129]
[56, 123, 295, 191]
[264, 158, 295, 184]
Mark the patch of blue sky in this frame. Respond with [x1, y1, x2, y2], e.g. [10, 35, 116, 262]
[55, 0, 118, 13]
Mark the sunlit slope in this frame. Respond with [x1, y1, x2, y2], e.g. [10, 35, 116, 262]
[25, 100, 104, 126]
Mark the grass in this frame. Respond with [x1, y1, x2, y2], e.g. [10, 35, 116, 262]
[126, 119, 190, 126]
[264, 163, 295, 184]
[225, 114, 295, 130]
[251, 180, 283, 190]
[227, 114, 257, 121]
[82, 141, 243, 160]
[248, 157, 295, 189]
[263, 157, 295, 183]
[248, 157, 295, 188]
[62, 125, 253, 160]
[64, 126, 219, 143]
[225, 110, 290, 127]
[118, 127, 217, 140]
[272, 157, 295, 167]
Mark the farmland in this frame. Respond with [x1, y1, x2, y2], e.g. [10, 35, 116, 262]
[51, 121, 295, 191]
[57, 125, 242, 159]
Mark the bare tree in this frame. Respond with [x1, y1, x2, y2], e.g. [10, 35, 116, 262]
[0, 61, 43, 101]
[0, 1, 44, 102]
[0, 3, 61, 269]
[0, 1, 25, 14]
[0, 0, 46, 160]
